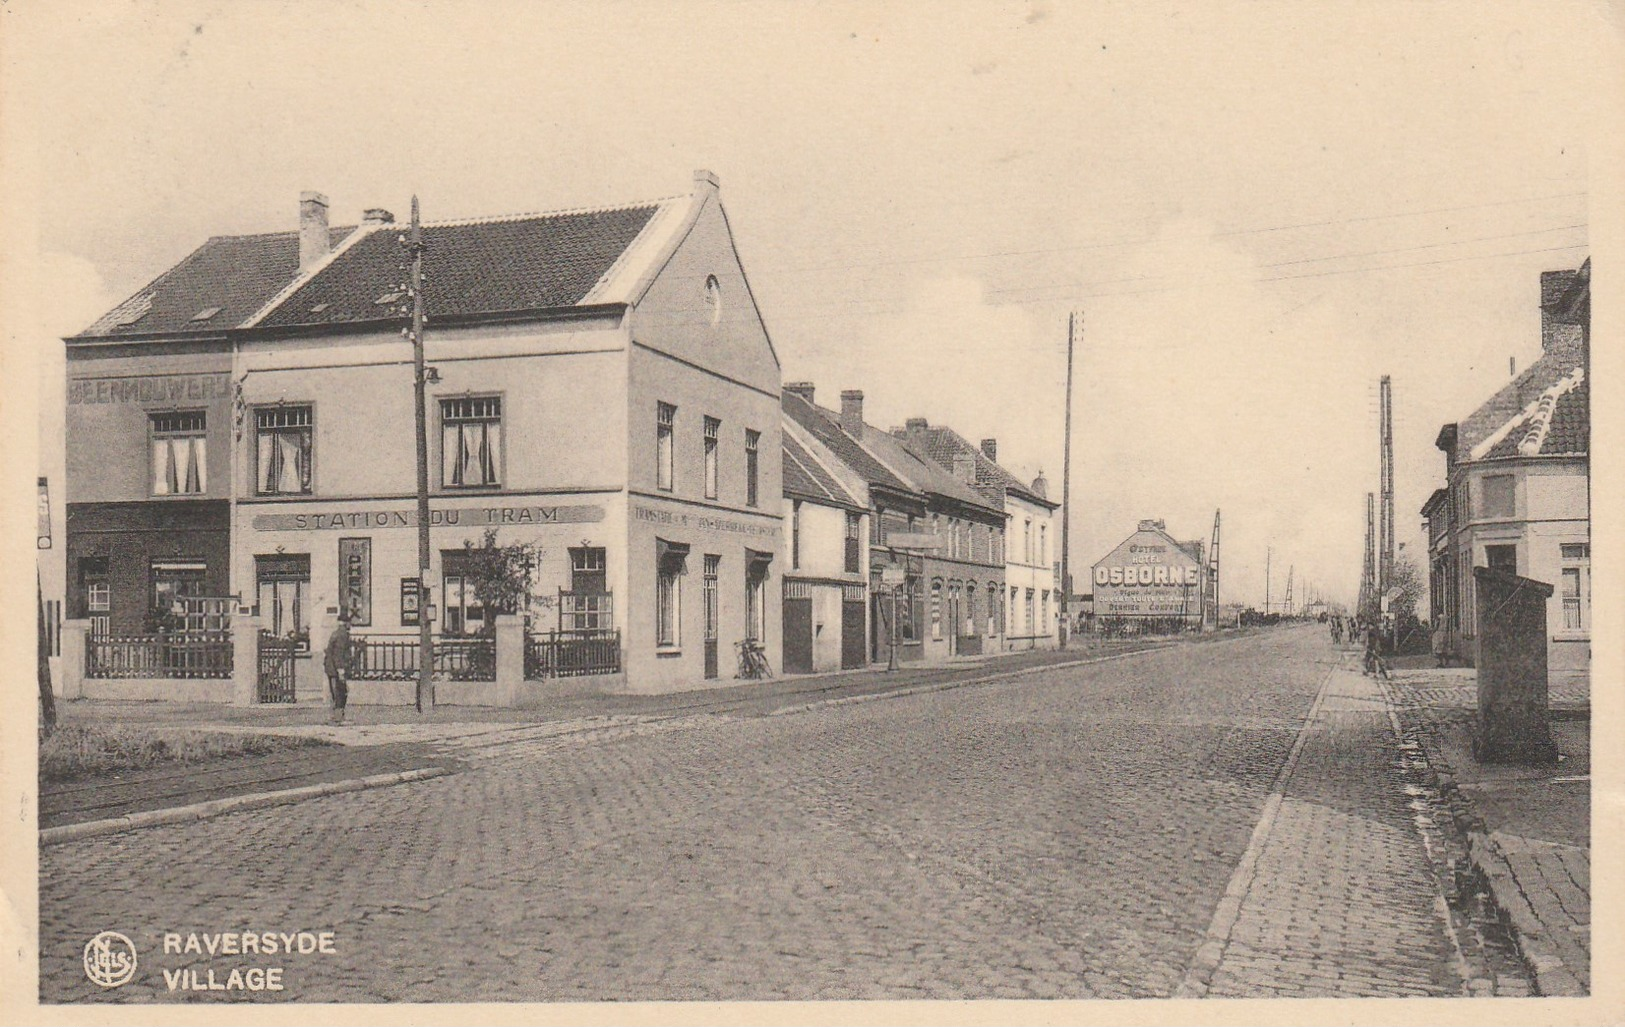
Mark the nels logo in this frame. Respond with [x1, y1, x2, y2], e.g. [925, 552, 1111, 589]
[83, 931, 138, 988]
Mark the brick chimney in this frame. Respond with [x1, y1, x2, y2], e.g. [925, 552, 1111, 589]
[363, 208, 395, 225]
[840, 390, 865, 436]
[299, 191, 330, 272]
[980, 438, 997, 461]
[905, 417, 928, 430]
[953, 451, 977, 484]
[784, 382, 815, 404]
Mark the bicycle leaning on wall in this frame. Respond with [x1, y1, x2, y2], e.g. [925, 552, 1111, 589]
[735, 638, 773, 680]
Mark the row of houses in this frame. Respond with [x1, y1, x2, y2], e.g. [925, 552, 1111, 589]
[1422, 259, 1590, 689]
[58, 172, 1061, 701]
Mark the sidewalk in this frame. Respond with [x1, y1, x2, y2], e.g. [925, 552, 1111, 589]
[1383, 665, 1590, 996]
[1180, 660, 1489, 997]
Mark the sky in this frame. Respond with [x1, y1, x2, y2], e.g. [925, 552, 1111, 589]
[5, 0, 1612, 610]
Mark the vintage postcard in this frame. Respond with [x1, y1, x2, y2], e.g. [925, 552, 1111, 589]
[2, 1, 1619, 1023]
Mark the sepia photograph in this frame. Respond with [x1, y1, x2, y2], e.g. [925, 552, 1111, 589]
[1, 0, 1618, 1021]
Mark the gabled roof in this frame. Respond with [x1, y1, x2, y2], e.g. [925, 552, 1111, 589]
[72, 185, 699, 341]
[864, 427, 1003, 517]
[783, 433, 861, 510]
[73, 228, 354, 339]
[893, 422, 1055, 509]
[781, 391, 917, 499]
[253, 200, 685, 330]
[1473, 368, 1588, 461]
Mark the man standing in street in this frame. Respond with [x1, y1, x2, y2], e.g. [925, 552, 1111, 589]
[324, 611, 352, 725]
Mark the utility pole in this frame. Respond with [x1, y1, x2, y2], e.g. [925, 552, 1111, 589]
[1265, 545, 1271, 615]
[408, 196, 433, 713]
[1360, 491, 1377, 621]
[1284, 565, 1294, 617]
[1059, 311, 1078, 649]
[1206, 509, 1221, 630]
[1378, 375, 1395, 600]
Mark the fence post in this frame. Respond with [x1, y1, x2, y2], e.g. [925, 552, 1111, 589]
[494, 614, 524, 706]
[59, 619, 89, 699]
[233, 616, 263, 706]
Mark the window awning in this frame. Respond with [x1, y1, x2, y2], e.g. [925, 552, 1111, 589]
[657, 538, 691, 572]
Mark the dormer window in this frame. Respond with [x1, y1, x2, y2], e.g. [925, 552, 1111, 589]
[190, 306, 222, 323]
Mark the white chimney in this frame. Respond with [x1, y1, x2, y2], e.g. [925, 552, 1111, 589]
[299, 191, 331, 271]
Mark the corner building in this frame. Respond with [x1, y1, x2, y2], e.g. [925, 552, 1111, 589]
[69, 171, 781, 694]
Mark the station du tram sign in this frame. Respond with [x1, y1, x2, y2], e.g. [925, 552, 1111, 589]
[1091, 519, 1205, 618]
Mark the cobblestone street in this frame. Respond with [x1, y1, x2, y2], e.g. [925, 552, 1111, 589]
[41, 626, 1481, 1003]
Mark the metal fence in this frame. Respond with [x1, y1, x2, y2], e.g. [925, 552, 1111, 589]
[525, 629, 621, 679]
[348, 634, 497, 682]
[85, 631, 234, 679]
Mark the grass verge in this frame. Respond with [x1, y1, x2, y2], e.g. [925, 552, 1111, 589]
[40, 723, 331, 785]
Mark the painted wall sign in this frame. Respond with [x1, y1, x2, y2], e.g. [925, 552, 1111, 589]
[68, 374, 232, 405]
[338, 537, 372, 625]
[633, 504, 780, 538]
[1091, 526, 1204, 618]
[252, 504, 604, 531]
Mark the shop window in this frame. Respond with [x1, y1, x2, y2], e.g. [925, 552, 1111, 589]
[255, 406, 314, 495]
[657, 402, 676, 491]
[441, 551, 486, 636]
[844, 512, 862, 573]
[703, 416, 720, 499]
[1480, 474, 1515, 520]
[256, 554, 311, 650]
[442, 396, 502, 488]
[150, 560, 207, 631]
[151, 411, 207, 495]
[563, 547, 612, 631]
[656, 540, 688, 648]
[1561, 543, 1590, 631]
[745, 429, 761, 507]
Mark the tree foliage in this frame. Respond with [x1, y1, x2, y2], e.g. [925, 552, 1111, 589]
[456, 529, 549, 631]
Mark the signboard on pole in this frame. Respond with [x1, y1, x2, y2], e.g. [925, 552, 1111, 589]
[880, 565, 906, 586]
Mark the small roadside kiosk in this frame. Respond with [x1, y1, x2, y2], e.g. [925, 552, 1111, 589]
[1090, 519, 1207, 635]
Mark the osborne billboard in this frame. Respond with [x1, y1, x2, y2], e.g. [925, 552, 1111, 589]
[1092, 519, 1205, 619]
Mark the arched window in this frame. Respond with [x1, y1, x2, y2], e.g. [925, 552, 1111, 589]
[930, 579, 943, 639]
[966, 583, 979, 635]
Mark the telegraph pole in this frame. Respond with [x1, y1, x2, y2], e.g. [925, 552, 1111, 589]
[1265, 546, 1271, 615]
[408, 196, 433, 713]
[1058, 311, 1078, 649]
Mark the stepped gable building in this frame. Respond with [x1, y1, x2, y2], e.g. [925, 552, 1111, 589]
[781, 412, 870, 675]
[1429, 259, 1589, 685]
[66, 170, 782, 696]
[892, 419, 1060, 649]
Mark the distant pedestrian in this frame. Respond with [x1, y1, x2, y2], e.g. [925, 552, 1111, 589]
[324, 612, 352, 725]
[1330, 617, 1342, 645]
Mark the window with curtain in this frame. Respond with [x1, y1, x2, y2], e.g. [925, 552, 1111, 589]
[1561, 542, 1590, 631]
[255, 406, 314, 495]
[150, 411, 207, 496]
[441, 397, 502, 488]
[256, 554, 311, 650]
